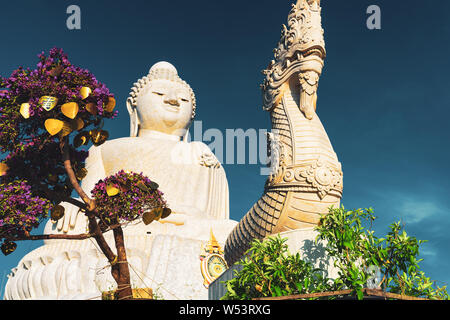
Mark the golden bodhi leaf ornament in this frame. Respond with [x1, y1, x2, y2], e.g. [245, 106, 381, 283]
[143, 208, 161, 225]
[136, 181, 149, 192]
[75, 167, 88, 181]
[0, 163, 9, 176]
[106, 184, 120, 197]
[61, 102, 79, 119]
[80, 87, 92, 100]
[161, 207, 172, 219]
[73, 131, 90, 148]
[20, 103, 31, 119]
[142, 207, 170, 225]
[85, 102, 97, 115]
[44, 119, 64, 136]
[50, 204, 65, 221]
[44, 119, 74, 137]
[104, 97, 116, 113]
[39, 96, 58, 111]
[70, 118, 84, 131]
[89, 129, 109, 146]
[142, 211, 155, 225]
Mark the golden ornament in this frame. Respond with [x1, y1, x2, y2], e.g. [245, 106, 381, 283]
[89, 129, 109, 146]
[61, 102, 79, 119]
[75, 167, 88, 181]
[70, 118, 84, 131]
[85, 102, 98, 115]
[51, 205, 65, 221]
[73, 132, 90, 148]
[59, 121, 73, 137]
[44, 119, 64, 136]
[0, 163, 9, 176]
[39, 96, 58, 111]
[106, 184, 120, 197]
[19, 103, 31, 119]
[142, 210, 156, 225]
[80, 87, 92, 100]
[136, 181, 149, 192]
[161, 207, 172, 219]
[149, 182, 159, 190]
[104, 97, 116, 113]
[153, 207, 163, 221]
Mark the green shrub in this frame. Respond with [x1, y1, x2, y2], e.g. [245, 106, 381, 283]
[223, 206, 448, 300]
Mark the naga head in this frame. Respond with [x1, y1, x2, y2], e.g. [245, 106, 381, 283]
[262, 0, 325, 119]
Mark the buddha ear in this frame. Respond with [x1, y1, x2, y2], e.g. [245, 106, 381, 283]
[126, 97, 139, 137]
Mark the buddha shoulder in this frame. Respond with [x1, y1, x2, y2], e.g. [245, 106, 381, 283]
[85, 137, 222, 169]
[188, 140, 222, 169]
[165, 140, 222, 169]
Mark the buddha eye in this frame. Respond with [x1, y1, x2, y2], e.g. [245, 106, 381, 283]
[180, 98, 189, 102]
[152, 91, 164, 96]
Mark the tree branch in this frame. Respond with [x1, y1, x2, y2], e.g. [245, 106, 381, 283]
[86, 213, 116, 263]
[37, 183, 88, 211]
[5, 232, 93, 241]
[59, 137, 95, 211]
[62, 197, 88, 211]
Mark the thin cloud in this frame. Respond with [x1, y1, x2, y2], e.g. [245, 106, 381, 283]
[397, 200, 443, 225]
[364, 187, 446, 225]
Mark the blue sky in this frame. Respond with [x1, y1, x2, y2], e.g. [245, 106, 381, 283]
[1, 0, 450, 296]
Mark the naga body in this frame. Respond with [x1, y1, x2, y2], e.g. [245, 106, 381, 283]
[224, 0, 343, 266]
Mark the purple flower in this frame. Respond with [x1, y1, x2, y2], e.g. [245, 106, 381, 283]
[91, 171, 168, 225]
[0, 47, 118, 243]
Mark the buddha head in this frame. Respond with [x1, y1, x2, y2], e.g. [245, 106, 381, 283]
[126, 62, 196, 138]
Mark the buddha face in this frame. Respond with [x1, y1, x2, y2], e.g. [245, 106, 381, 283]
[135, 79, 193, 136]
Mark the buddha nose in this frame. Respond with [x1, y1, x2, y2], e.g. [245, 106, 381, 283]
[164, 91, 180, 106]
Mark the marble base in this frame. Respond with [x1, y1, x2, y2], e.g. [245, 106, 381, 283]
[4, 218, 237, 300]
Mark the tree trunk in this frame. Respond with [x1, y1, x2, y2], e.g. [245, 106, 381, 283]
[86, 214, 132, 299]
[60, 138, 133, 299]
[112, 226, 133, 300]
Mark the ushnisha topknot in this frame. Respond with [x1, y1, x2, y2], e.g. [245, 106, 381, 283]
[127, 61, 197, 119]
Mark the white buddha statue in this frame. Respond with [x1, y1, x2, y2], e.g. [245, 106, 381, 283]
[3, 62, 237, 300]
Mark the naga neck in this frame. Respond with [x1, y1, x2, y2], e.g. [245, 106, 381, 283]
[266, 77, 342, 200]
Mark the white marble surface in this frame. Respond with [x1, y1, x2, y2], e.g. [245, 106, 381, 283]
[4, 61, 237, 300]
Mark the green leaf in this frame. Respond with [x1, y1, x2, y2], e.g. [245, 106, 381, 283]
[356, 289, 364, 300]
[226, 281, 236, 297]
[273, 286, 282, 297]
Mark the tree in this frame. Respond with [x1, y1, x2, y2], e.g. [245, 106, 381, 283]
[223, 207, 448, 300]
[0, 48, 171, 300]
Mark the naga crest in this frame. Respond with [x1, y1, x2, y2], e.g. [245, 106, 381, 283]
[262, 0, 325, 119]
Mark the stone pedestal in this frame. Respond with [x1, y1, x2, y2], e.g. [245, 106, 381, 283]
[3, 218, 236, 300]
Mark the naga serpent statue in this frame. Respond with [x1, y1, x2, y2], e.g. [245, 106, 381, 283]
[224, 0, 343, 266]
